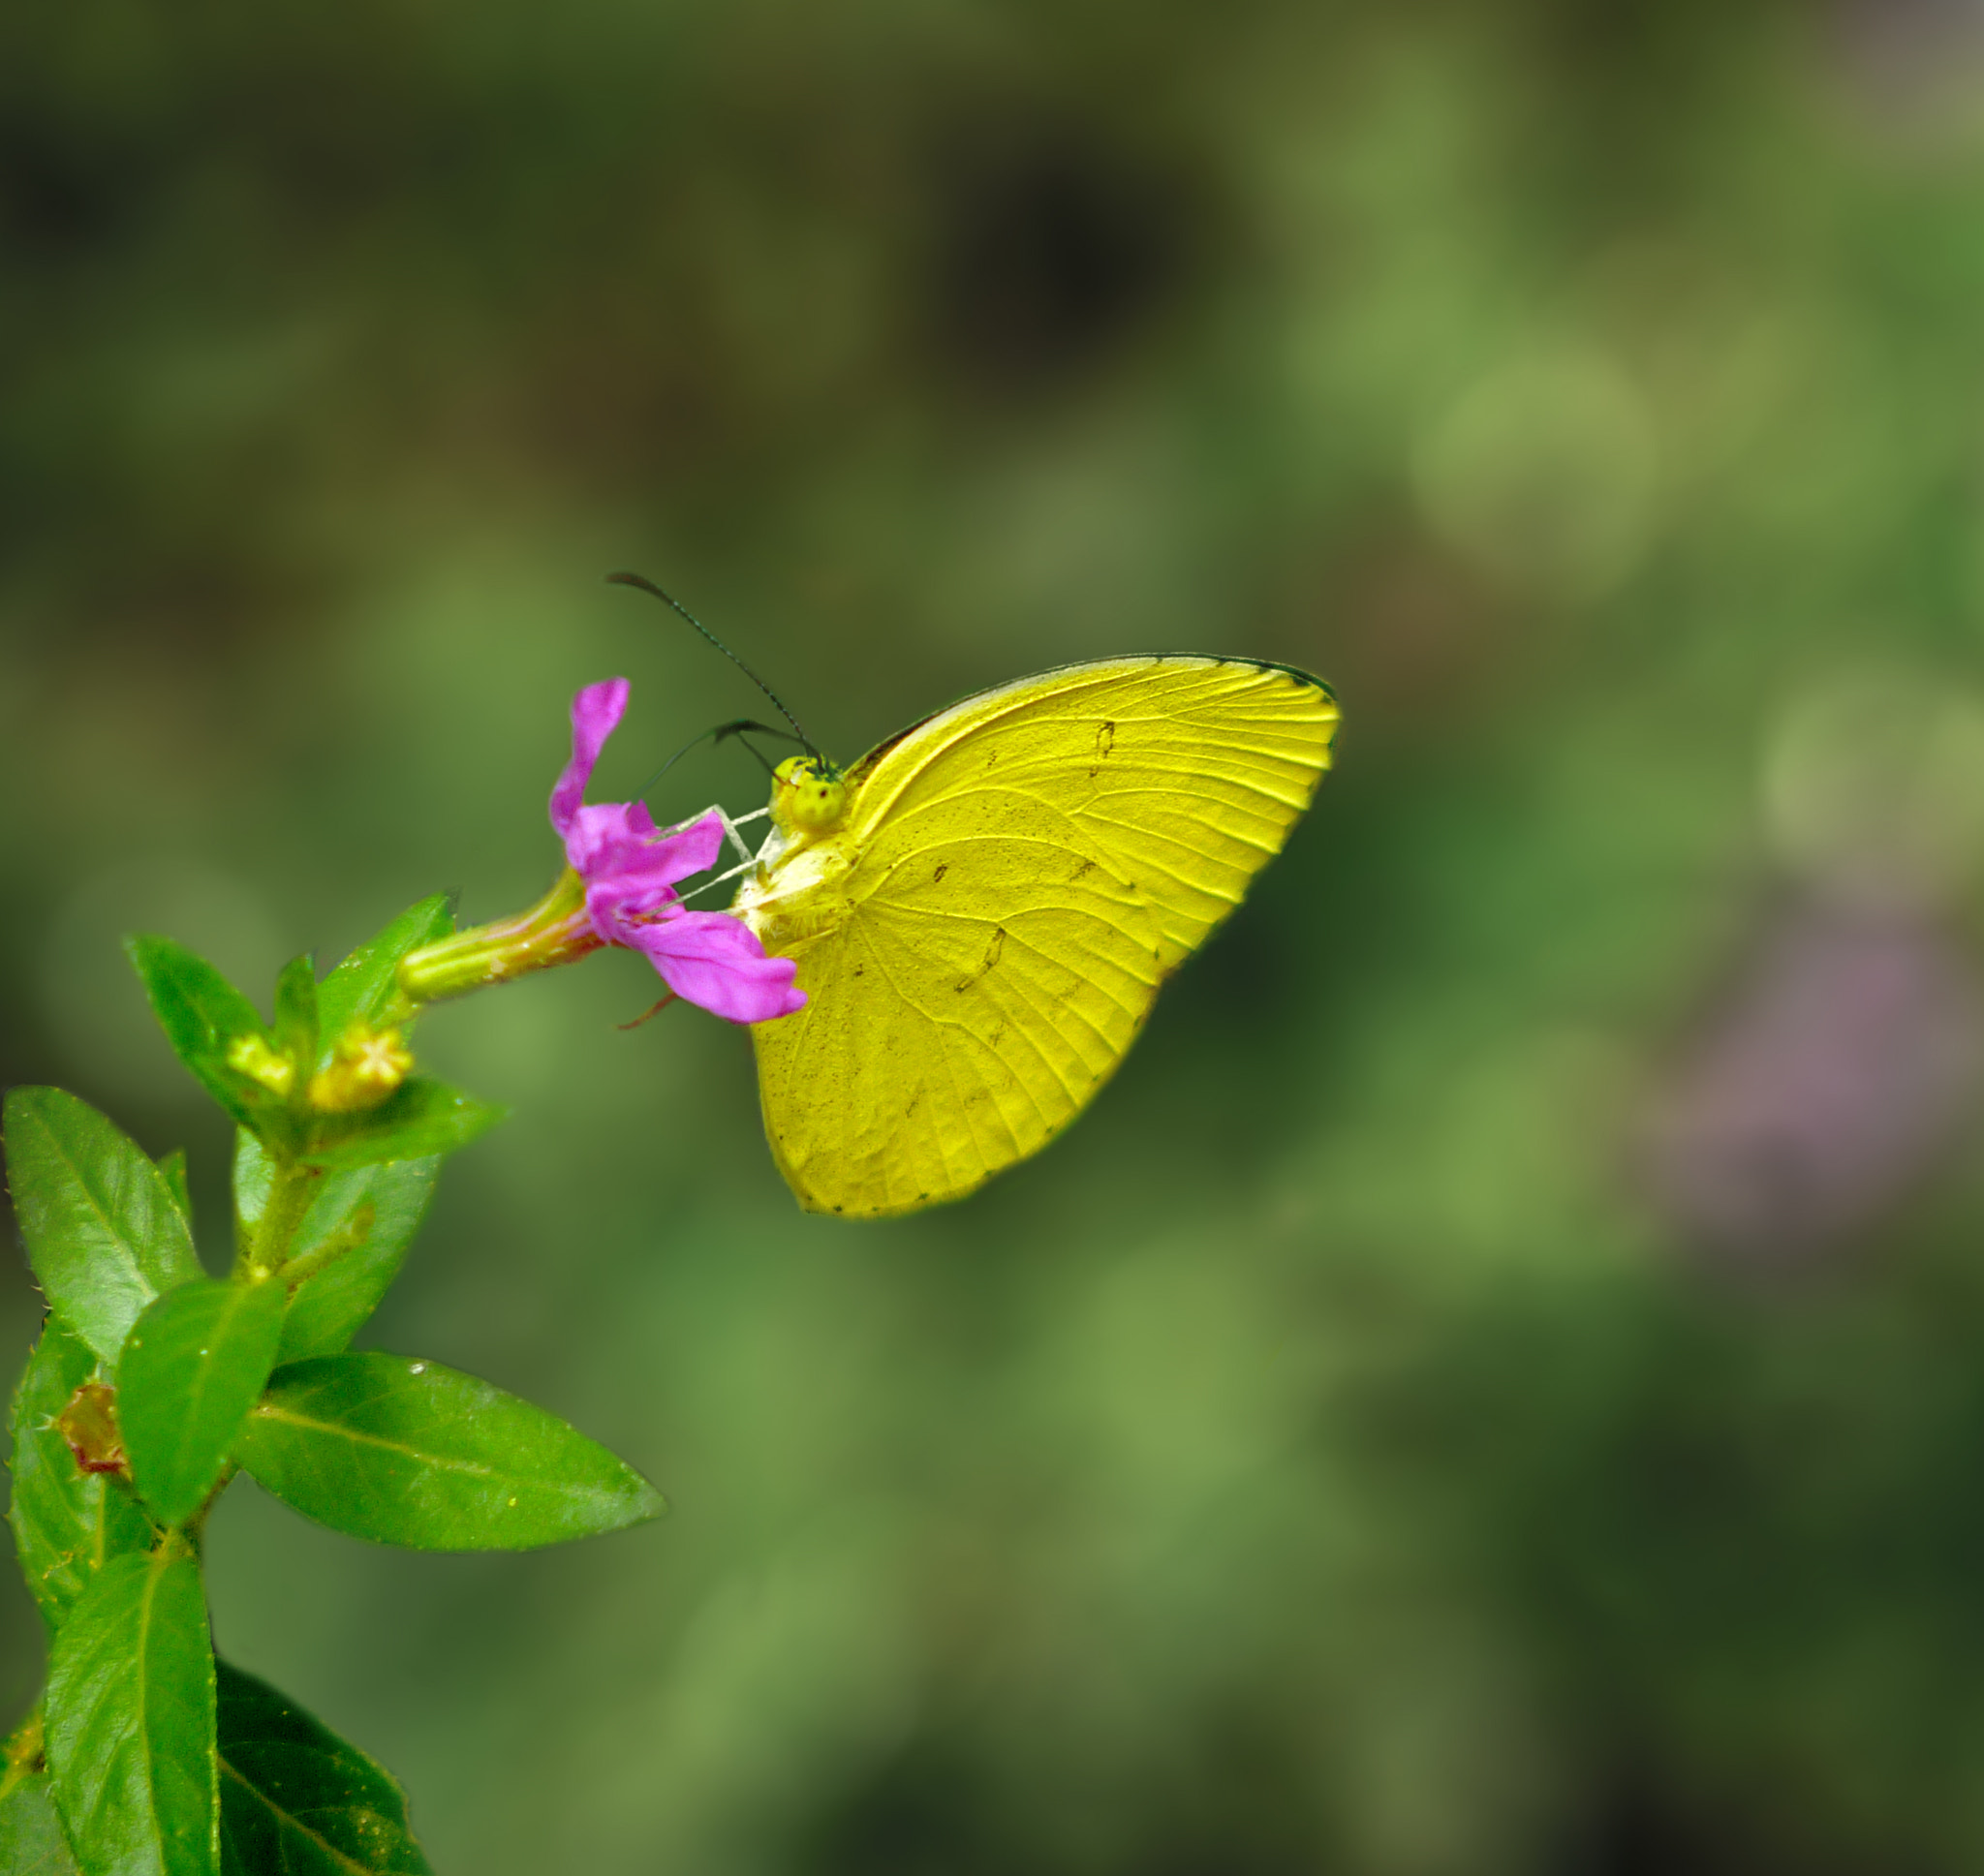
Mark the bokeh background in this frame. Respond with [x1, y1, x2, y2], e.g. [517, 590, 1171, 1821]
[12, 2, 1984, 1869]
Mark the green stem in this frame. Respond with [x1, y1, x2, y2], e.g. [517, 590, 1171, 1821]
[237, 1156, 324, 1282]
[277, 1206, 373, 1294]
[394, 866, 601, 1011]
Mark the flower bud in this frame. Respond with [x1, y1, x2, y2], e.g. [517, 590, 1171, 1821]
[308, 1022, 414, 1113]
[226, 1032, 295, 1098]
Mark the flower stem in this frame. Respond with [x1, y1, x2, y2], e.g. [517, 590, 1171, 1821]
[238, 1157, 323, 1282]
[276, 1207, 372, 1293]
[393, 867, 602, 1011]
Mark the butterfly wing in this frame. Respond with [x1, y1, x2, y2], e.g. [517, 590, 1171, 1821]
[743, 656, 1340, 1216]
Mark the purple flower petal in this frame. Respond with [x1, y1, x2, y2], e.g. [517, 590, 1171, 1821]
[627, 908, 807, 1024]
[650, 809, 727, 881]
[545, 686, 802, 1025]
[579, 810, 728, 932]
[562, 799, 658, 880]
[549, 678, 631, 839]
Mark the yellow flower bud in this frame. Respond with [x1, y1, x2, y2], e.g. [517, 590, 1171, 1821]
[308, 1022, 414, 1113]
[226, 1032, 295, 1098]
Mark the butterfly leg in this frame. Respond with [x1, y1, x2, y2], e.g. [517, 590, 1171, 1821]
[661, 803, 770, 862]
[675, 854, 771, 906]
[671, 805, 777, 907]
[713, 804, 771, 863]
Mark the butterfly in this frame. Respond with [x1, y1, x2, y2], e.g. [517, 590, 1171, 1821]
[723, 655, 1340, 1217]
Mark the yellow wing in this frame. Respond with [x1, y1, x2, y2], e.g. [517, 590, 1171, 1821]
[735, 655, 1340, 1217]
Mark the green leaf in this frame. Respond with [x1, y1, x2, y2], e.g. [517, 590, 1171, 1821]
[299, 1080, 505, 1173]
[124, 937, 274, 1133]
[46, 1547, 218, 1876]
[313, 896, 452, 1071]
[215, 1663, 430, 1875]
[276, 1159, 440, 1365]
[119, 1282, 287, 1529]
[237, 1354, 666, 1551]
[4, 1090, 203, 1368]
[2, 1709, 46, 1805]
[0, 1770, 81, 1875]
[156, 1153, 192, 1236]
[8, 1322, 155, 1631]
[270, 957, 319, 1081]
[230, 1133, 271, 1265]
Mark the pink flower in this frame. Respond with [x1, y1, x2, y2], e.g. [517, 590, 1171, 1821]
[550, 679, 805, 1024]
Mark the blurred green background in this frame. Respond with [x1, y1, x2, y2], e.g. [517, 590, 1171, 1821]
[14, 1, 1984, 1869]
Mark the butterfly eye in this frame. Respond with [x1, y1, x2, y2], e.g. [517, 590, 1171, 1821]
[770, 754, 849, 836]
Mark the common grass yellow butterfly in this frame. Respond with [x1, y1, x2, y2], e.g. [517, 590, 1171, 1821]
[722, 654, 1340, 1217]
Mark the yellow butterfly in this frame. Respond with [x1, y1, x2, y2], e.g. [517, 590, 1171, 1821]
[727, 655, 1340, 1217]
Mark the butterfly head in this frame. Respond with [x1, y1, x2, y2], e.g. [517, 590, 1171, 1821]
[771, 754, 849, 837]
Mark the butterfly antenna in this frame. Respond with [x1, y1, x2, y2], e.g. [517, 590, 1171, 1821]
[636, 718, 798, 796]
[607, 571, 819, 758]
